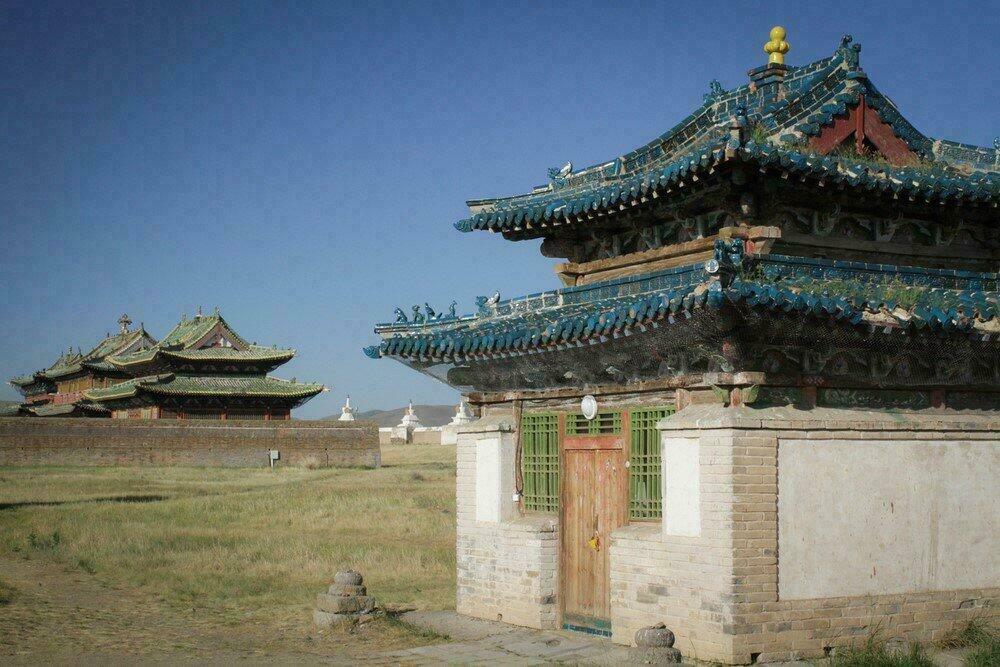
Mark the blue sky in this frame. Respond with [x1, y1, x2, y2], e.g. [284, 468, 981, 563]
[1, 1, 997, 417]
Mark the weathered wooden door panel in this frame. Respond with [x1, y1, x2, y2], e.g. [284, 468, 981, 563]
[561, 429, 628, 633]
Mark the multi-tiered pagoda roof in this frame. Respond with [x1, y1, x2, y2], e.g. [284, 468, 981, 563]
[367, 34, 999, 410]
[84, 311, 324, 415]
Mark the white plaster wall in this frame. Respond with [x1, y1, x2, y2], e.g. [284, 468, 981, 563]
[778, 438, 1000, 599]
[475, 438, 502, 523]
[662, 436, 701, 537]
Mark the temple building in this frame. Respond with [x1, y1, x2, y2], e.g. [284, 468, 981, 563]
[9, 311, 324, 420]
[367, 30, 999, 663]
[84, 310, 325, 420]
[8, 314, 156, 417]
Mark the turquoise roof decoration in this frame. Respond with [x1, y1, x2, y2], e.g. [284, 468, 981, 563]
[455, 37, 998, 239]
[369, 253, 999, 364]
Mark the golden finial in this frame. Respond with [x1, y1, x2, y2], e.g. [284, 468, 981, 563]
[764, 26, 789, 65]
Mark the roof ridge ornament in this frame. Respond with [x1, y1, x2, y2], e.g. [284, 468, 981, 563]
[703, 79, 726, 104]
[764, 26, 789, 65]
[547, 162, 573, 188]
[837, 34, 862, 71]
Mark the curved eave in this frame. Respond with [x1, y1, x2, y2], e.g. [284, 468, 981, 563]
[372, 278, 999, 364]
[158, 349, 296, 364]
[457, 145, 999, 237]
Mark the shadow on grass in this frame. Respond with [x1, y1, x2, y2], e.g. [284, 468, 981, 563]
[0, 494, 169, 511]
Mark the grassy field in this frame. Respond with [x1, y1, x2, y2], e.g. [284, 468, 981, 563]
[0, 444, 456, 662]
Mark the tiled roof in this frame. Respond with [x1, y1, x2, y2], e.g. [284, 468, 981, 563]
[105, 314, 271, 370]
[84, 374, 325, 402]
[159, 313, 249, 349]
[12, 327, 154, 384]
[159, 346, 296, 362]
[9, 375, 39, 387]
[367, 253, 999, 361]
[456, 39, 998, 237]
[457, 141, 999, 235]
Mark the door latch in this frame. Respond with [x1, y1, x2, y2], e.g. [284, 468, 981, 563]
[588, 534, 600, 551]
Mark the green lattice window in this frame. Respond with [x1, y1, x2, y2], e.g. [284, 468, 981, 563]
[521, 413, 559, 513]
[566, 411, 622, 435]
[629, 406, 674, 520]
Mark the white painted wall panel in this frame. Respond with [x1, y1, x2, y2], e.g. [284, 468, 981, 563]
[662, 436, 701, 536]
[778, 439, 1000, 599]
[475, 437, 501, 523]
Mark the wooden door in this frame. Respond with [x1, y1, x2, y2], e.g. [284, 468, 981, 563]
[560, 427, 628, 635]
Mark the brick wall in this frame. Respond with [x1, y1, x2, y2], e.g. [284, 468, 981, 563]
[455, 416, 559, 629]
[609, 406, 1000, 664]
[0, 417, 380, 468]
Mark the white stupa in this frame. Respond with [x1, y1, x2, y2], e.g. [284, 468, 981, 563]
[442, 399, 476, 445]
[399, 400, 422, 428]
[391, 400, 422, 443]
[337, 395, 355, 421]
[449, 399, 473, 426]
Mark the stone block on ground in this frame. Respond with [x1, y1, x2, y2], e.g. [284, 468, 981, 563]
[628, 646, 682, 664]
[333, 570, 363, 586]
[634, 623, 675, 648]
[328, 583, 367, 596]
[313, 609, 355, 629]
[315, 593, 376, 614]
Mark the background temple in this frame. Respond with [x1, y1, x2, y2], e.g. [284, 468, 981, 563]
[367, 29, 999, 663]
[10, 311, 325, 420]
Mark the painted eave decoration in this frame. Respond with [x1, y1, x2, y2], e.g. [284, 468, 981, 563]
[454, 36, 998, 239]
[366, 249, 999, 363]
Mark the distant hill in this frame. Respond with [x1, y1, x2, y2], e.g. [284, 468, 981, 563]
[321, 404, 456, 427]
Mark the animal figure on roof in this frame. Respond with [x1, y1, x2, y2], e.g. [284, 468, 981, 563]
[411, 305, 425, 324]
[393, 307, 408, 324]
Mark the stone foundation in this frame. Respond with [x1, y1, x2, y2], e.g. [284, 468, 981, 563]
[0, 417, 380, 468]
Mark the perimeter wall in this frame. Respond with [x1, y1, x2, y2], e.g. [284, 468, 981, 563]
[0, 417, 380, 468]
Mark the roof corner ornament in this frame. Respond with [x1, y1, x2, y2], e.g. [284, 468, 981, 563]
[705, 238, 746, 288]
[393, 307, 408, 324]
[362, 345, 382, 359]
[837, 34, 861, 70]
[411, 305, 426, 324]
[764, 26, 790, 65]
[118, 313, 132, 334]
[547, 162, 573, 187]
[727, 104, 749, 156]
[476, 291, 501, 316]
[703, 79, 725, 104]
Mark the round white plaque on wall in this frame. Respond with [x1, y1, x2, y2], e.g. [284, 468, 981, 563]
[580, 395, 598, 420]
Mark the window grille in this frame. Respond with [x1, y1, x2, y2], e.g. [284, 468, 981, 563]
[628, 406, 674, 520]
[565, 411, 622, 435]
[520, 413, 559, 513]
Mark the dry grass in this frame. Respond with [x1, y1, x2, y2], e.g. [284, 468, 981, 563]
[0, 443, 456, 661]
